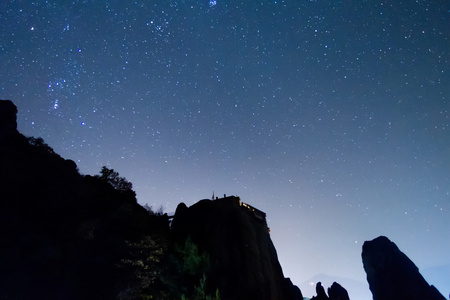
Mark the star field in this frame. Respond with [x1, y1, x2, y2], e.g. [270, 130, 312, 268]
[1, 1, 449, 298]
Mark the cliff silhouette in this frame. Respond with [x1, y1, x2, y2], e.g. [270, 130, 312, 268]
[0, 99, 300, 299]
[0, 100, 168, 299]
[171, 197, 302, 300]
[0, 99, 446, 299]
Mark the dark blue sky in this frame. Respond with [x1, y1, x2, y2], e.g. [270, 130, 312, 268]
[1, 1, 449, 298]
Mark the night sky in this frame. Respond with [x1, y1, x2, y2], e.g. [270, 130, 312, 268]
[1, 1, 449, 299]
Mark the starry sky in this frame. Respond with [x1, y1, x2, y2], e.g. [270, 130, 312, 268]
[1, 1, 449, 299]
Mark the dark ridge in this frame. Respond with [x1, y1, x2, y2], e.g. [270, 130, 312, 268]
[2, 100, 446, 300]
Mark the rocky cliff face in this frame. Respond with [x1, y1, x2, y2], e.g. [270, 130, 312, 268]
[362, 236, 446, 300]
[171, 196, 303, 300]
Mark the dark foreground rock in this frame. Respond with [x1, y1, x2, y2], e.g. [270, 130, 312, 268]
[362, 236, 446, 300]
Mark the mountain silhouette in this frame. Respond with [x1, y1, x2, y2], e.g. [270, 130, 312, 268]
[1, 99, 446, 300]
[0, 99, 301, 299]
[0, 99, 168, 299]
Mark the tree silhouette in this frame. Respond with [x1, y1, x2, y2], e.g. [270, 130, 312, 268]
[96, 166, 134, 193]
[27, 137, 56, 155]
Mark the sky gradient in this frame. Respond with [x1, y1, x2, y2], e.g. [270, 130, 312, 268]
[1, 1, 449, 299]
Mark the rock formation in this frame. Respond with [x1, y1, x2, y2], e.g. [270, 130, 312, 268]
[0, 99, 18, 139]
[311, 282, 329, 300]
[328, 282, 350, 300]
[171, 196, 303, 300]
[362, 236, 446, 300]
[1, 99, 304, 299]
[311, 281, 350, 300]
[9, 99, 445, 300]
